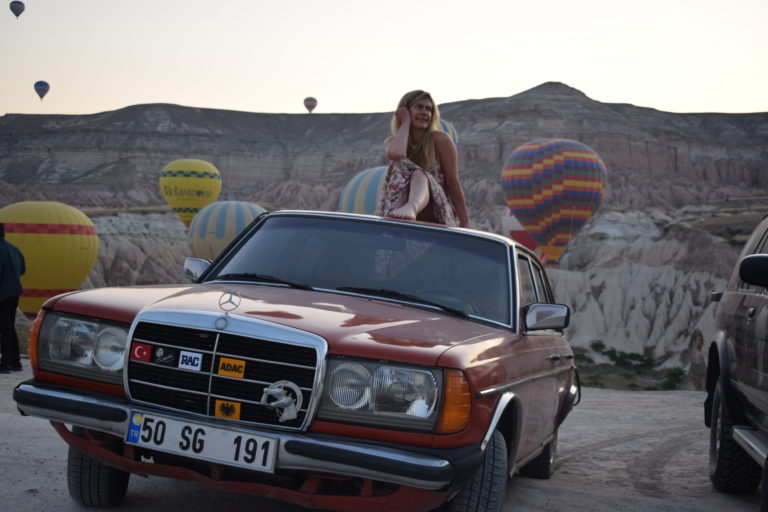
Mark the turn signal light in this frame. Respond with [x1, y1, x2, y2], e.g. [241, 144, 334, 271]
[437, 369, 471, 434]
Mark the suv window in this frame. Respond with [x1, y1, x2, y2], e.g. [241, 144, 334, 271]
[743, 229, 768, 292]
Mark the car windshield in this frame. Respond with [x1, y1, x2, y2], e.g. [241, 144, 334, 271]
[210, 215, 511, 324]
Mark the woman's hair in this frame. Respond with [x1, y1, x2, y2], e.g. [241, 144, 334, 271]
[391, 90, 442, 169]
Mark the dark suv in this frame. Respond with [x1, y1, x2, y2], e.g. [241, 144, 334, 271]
[706, 214, 768, 507]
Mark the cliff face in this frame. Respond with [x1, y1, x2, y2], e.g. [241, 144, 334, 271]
[2, 82, 766, 368]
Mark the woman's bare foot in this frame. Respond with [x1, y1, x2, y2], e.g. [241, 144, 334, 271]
[389, 170, 429, 221]
[390, 203, 418, 220]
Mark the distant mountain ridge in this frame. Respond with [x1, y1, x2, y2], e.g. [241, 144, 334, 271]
[1, 81, 766, 216]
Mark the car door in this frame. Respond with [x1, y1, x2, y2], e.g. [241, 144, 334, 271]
[514, 254, 569, 460]
[739, 228, 768, 418]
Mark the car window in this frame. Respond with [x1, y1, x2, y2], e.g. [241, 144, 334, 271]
[213, 215, 512, 324]
[517, 255, 537, 307]
[742, 229, 768, 292]
[531, 261, 553, 303]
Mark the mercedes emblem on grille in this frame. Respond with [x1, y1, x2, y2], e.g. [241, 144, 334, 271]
[218, 291, 241, 312]
[260, 380, 303, 422]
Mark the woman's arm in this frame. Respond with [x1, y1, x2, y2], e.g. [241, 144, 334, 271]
[434, 131, 470, 227]
[385, 107, 411, 161]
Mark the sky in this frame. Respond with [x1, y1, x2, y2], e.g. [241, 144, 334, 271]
[2, 0, 767, 117]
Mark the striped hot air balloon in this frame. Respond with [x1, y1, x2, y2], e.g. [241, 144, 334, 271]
[337, 166, 388, 214]
[188, 200, 266, 260]
[501, 139, 606, 262]
[159, 159, 222, 228]
[437, 119, 458, 145]
[0, 201, 99, 317]
[501, 208, 546, 263]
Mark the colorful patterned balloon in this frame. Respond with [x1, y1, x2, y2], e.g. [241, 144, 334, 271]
[501, 139, 606, 262]
[501, 208, 546, 262]
[188, 201, 266, 260]
[160, 159, 222, 228]
[0, 201, 99, 317]
[337, 166, 388, 214]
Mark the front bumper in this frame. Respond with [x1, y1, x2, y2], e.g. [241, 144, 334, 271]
[14, 380, 480, 491]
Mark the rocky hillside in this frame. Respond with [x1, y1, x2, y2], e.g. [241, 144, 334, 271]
[2, 82, 767, 376]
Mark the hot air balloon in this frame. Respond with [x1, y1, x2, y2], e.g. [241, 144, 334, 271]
[34, 80, 49, 100]
[9, 1, 24, 18]
[437, 119, 458, 145]
[501, 208, 546, 262]
[188, 200, 266, 260]
[0, 201, 99, 317]
[304, 97, 317, 114]
[159, 159, 222, 228]
[337, 166, 388, 214]
[501, 139, 606, 262]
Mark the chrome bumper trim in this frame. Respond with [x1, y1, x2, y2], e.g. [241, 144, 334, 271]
[14, 381, 455, 490]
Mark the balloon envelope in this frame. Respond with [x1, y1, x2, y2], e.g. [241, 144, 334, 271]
[188, 201, 266, 260]
[501, 208, 546, 262]
[337, 166, 388, 214]
[0, 201, 99, 317]
[437, 119, 458, 145]
[304, 97, 317, 113]
[9, 1, 24, 18]
[34, 80, 49, 100]
[159, 159, 222, 228]
[501, 139, 606, 262]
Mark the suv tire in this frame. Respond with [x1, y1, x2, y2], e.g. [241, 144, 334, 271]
[520, 431, 557, 479]
[709, 381, 761, 492]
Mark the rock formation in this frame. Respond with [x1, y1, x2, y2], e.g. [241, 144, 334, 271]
[2, 82, 766, 371]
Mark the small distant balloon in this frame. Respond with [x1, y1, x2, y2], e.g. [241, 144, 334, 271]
[9, 1, 24, 18]
[304, 97, 317, 114]
[34, 81, 49, 100]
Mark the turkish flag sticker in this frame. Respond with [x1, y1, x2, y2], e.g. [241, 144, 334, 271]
[130, 342, 152, 362]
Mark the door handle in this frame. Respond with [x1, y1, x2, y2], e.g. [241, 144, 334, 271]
[547, 354, 561, 362]
[747, 307, 757, 318]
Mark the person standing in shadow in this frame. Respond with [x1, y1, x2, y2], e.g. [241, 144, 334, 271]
[0, 222, 26, 373]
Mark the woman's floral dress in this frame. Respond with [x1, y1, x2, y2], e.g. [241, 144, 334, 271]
[375, 158, 459, 226]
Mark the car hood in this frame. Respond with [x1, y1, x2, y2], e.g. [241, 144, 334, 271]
[48, 283, 503, 366]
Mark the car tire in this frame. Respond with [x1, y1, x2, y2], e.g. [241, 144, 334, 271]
[709, 381, 761, 493]
[445, 429, 507, 512]
[520, 431, 557, 479]
[67, 428, 130, 507]
[761, 464, 768, 512]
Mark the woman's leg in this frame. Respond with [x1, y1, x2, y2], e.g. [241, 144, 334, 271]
[390, 169, 429, 220]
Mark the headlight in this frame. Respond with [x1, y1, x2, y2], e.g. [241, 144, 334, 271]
[37, 312, 129, 384]
[317, 358, 442, 432]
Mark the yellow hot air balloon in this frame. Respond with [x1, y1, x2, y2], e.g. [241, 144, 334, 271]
[0, 201, 99, 317]
[188, 201, 266, 260]
[159, 159, 222, 228]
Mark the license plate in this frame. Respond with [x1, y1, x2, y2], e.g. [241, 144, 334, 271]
[125, 411, 277, 473]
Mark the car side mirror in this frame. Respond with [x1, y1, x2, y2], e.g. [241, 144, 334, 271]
[740, 254, 768, 288]
[524, 303, 570, 331]
[184, 257, 211, 282]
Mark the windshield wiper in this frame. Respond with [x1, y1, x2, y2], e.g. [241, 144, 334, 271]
[215, 273, 313, 290]
[336, 287, 469, 319]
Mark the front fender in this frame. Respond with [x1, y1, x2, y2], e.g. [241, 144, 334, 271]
[704, 329, 741, 427]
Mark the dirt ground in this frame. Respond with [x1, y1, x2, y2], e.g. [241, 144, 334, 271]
[0, 362, 760, 512]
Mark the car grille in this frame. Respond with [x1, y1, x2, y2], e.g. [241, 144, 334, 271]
[126, 321, 319, 430]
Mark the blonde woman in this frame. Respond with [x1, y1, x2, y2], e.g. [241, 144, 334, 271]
[376, 90, 470, 227]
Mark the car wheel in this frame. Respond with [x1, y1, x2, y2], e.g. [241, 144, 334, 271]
[709, 381, 761, 493]
[520, 431, 557, 479]
[67, 427, 130, 507]
[445, 429, 507, 512]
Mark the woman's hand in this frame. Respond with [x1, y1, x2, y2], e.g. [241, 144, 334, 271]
[395, 106, 411, 124]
